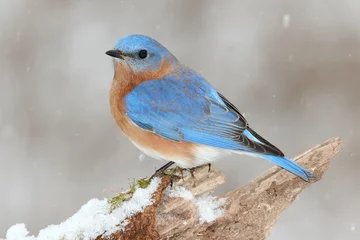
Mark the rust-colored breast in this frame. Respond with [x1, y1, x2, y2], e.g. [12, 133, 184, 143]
[109, 61, 196, 165]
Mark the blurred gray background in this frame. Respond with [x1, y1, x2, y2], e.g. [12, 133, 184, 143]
[0, 0, 359, 239]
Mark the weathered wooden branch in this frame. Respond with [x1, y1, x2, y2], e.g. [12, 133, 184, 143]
[102, 137, 343, 240]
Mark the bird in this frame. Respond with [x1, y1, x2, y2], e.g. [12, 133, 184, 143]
[105, 34, 316, 182]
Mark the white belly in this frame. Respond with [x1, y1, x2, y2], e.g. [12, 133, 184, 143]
[131, 140, 229, 168]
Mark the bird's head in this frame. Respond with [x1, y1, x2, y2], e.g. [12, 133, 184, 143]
[106, 34, 178, 75]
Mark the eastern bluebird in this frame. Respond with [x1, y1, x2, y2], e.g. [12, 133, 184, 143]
[105, 34, 316, 182]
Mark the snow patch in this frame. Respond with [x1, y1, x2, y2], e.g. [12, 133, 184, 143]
[194, 196, 226, 223]
[4, 178, 161, 240]
[165, 186, 226, 223]
[6, 224, 34, 240]
[165, 186, 194, 201]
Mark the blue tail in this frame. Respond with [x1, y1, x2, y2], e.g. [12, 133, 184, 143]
[261, 155, 316, 182]
[242, 129, 316, 182]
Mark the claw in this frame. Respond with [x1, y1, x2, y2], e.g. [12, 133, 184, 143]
[178, 167, 185, 180]
[190, 168, 196, 179]
[170, 178, 173, 188]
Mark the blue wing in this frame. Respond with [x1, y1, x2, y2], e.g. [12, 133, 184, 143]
[125, 68, 278, 155]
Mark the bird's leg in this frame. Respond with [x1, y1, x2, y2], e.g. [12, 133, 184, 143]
[157, 161, 175, 173]
[208, 163, 212, 172]
[150, 161, 175, 180]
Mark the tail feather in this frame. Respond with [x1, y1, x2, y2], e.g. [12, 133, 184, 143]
[261, 155, 316, 182]
[242, 128, 316, 182]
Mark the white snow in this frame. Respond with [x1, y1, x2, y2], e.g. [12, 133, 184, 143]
[350, 223, 356, 232]
[165, 186, 226, 223]
[6, 224, 34, 240]
[194, 196, 226, 223]
[4, 178, 161, 240]
[282, 14, 291, 28]
[138, 153, 146, 162]
[165, 186, 194, 201]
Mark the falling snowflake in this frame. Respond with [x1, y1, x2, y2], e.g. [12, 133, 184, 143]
[282, 14, 291, 28]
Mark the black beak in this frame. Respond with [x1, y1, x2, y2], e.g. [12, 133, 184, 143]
[105, 50, 125, 59]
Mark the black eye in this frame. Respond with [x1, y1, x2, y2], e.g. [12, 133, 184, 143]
[138, 50, 148, 59]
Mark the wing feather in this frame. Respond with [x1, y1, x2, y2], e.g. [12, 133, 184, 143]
[124, 71, 283, 156]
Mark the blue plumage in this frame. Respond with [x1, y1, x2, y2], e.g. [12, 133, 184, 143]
[107, 34, 316, 182]
[125, 68, 246, 149]
[261, 155, 316, 181]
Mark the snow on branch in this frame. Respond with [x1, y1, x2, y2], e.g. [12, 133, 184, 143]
[3, 137, 342, 240]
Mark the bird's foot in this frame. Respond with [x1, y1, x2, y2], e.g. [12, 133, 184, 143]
[189, 168, 196, 179]
[187, 163, 212, 179]
[150, 163, 212, 186]
[164, 167, 183, 187]
[150, 163, 182, 188]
